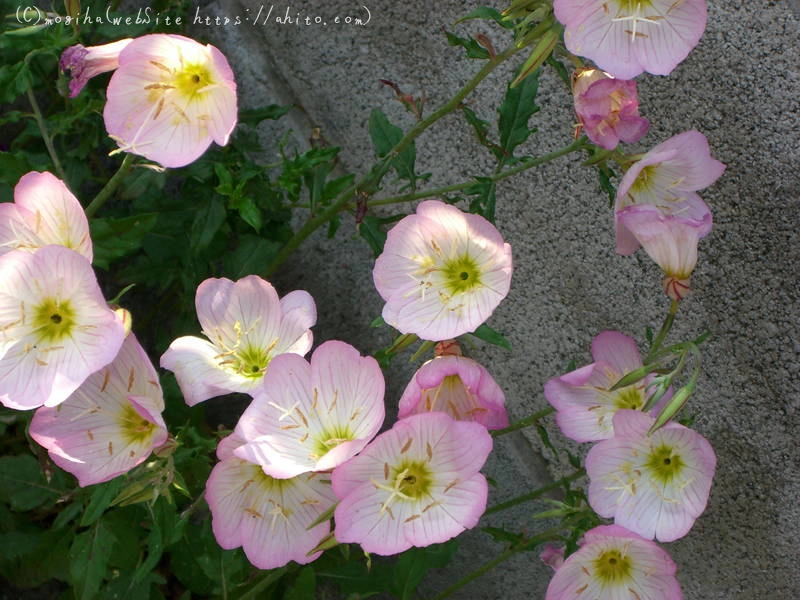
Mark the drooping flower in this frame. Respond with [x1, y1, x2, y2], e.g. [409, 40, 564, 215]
[232, 340, 385, 478]
[586, 409, 716, 542]
[206, 432, 338, 570]
[0, 171, 92, 261]
[572, 68, 649, 150]
[540, 543, 566, 572]
[373, 200, 512, 341]
[554, 0, 708, 80]
[544, 331, 665, 442]
[545, 524, 683, 599]
[0, 246, 125, 410]
[60, 38, 133, 98]
[398, 353, 508, 430]
[615, 130, 724, 255]
[332, 412, 492, 555]
[160, 276, 316, 406]
[29, 334, 168, 486]
[618, 204, 709, 300]
[103, 34, 237, 168]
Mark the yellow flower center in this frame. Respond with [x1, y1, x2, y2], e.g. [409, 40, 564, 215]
[613, 386, 643, 410]
[442, 254, 483, 295]
[32, 298, 76, 343]
[173, 63, 214, 98]
[312, 425, 354, 459]
[118, 404, 157, 445]
[616, 0, 654, 12]
[644, 443, 685, 484]
[391, 460, 433, 500]
[593, 548, 633, 584]
[629, 164, 657, 195]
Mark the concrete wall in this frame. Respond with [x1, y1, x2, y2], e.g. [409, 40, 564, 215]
[192, 2, 799, 598]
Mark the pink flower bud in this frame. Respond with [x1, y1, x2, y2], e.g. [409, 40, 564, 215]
[572, 68, 648, 150]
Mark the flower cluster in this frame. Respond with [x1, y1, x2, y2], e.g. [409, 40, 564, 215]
[61, 34, 237, 168]
[0, 171, 168, 486]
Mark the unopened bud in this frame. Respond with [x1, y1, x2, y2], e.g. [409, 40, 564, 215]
[663, 276, 691, 301]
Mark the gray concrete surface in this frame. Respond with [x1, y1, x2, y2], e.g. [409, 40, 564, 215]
[192, 1, 799, 598]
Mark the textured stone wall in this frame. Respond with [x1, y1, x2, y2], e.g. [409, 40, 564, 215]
[192, 2, 799, 597]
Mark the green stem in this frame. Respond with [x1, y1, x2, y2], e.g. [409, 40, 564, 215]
[26, 86, 67, 184]
[430, 524, 565, 600]
[646, 299, 679, 363]
[484, 469, 585, 516]
[368, 137, 586, 208]
[263, 45, 521, 277]
[85, 154, 134, 218]
[235, 567, 288, 600]
[491, 406, 555, 437]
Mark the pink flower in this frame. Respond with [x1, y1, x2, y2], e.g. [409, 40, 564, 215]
[573, 68, 649, 150]
[398, 354, 508, 430]
[545, 524, 682, 599]
[615, 130, 724, 255]
[60, 38, 133, 98]
[586, 409, 716, 542]
[29, 334, 168, 486]
[332, 412, 492, 555]
[232, 340, 385, 478]
[160, 276, 316, 406]
[554, 0, 708, 79]
[373, 200, 512, 341]
[0, 171, 92, 261]
[0, 246, 125, 410]
[540, 543, 565, 571]
[618, 204, 709, 300]
[103, 34, 237, 168]
[205, 432, 338, 570]
[544, 331, 666, 442]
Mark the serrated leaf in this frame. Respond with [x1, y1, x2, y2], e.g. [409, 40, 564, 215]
[443, 29, 490, 59]
[358, 215, 387, 257]
[461, 106, 504, 160]
[223, 235, 280, 279]
[368, 109, 417, 186]
[471, 323, 511, 350]
[239, 104, 292, 127]
[498, 69, 540, 161]
[90, 213, 158, 270]
[455, 6, 514, 28]
[190, 197, 226, 251]
[465, 177, 498, 222]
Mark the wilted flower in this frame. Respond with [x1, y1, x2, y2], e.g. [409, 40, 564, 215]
[615, 130, 724, 255]
[586, 409, 716, 542]
[618, 204, 709, 300]
[572, 68, 648, 150]
[540, 543, 566, 572]
[398, 353, 508, 430]
[545, 524, 683, 599]
[544, 330, 665, 442]
[554, 0, 708, 79]
[29, 334, 168, 486]
[160, 276, 316, 406]
[373, 200, 512, 341]
[232, 341, 385, 478]
[0, 246, 125, 410]
[103, 34, 237, 168]
[205, 432, 338, 570]
[0, 171, 92, 261]
[60, 38, 133, 98]
[332, 412, 492, 555]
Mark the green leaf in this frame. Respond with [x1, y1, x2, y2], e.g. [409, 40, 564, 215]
[223, 235, 280, 279]
[461, 106, 504, 160]
[455, 6, 514, 28]
[189, 197, 226, 251]
[443, 29, 490, 59]
[90, 213, 158, 270]
[536, 423, 557, 455]
[358, 215, 387, 257]
[470, 323, 512, 350]
[368, 109, 417, 186]
[80, 478, 124, 527]
[69, 522, 116, 600]
[0, 455, 63, 511]
[464, 177, 497, 222]
[390, 541, 459, 600]
[597, 163, 617, 206]
[0, 526, 72, 588]
[229, 195, 263, 232]
[285, 567, 317, 600]
[239, 104, 292, 127]
[482, 526, 524, 545]
[498, 69, 540, 162]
